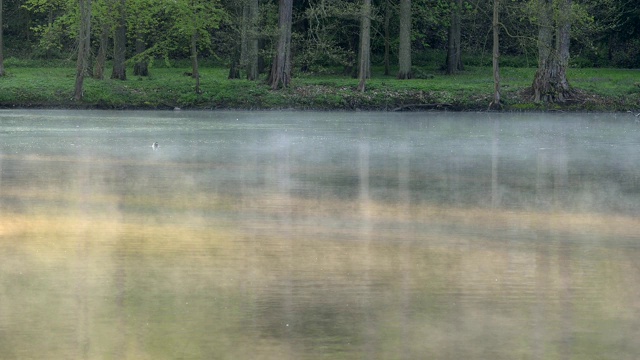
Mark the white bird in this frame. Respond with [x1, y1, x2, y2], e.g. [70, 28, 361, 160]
[152, 142, 159, 150]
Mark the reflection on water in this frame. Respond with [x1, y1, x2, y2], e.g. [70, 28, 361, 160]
[1, 110, 639, 359]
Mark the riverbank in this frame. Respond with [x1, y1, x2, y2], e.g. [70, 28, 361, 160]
[0, 65, 638, 111]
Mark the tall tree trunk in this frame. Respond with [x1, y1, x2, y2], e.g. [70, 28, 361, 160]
[0, 0, 5, 76]
[133, 32, 148, 76]
[191, 31, 201, 94]
[246, 0, 259, 80]
[111, 0, 126, 80]
[269, 0, 293, 90]
[445, 0, 463, 74]
[240, 3, 249, 77]
[397, 0, 412, 79]
[490, 0, 501, 109]
[357, 0, 371, 92]
[531, 0, 572, 103]
[94, 23, 109, 79]
[74, 0, 92, 100]
[383, 0, 391, 76]
[229, 1, 243, 79]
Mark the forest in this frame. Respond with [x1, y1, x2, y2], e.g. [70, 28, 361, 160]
[0, 0, 638, 109]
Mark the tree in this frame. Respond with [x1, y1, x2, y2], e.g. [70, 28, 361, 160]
[299, 0, 360, 75]
[383, 0, 391, 75]
[130, 0, 160, 76]
[236, 0, 260, 80]
[531, 0, 572, 103]
[397, 0, 412, 79]
[357, 0, 371, 92]
[93, 23, 109, 79]
[111, 0, 126, 80]
[227, 0, 244, 79]
[489, 0, 501, 109]
[445, 0, 463, 74]
[0, 0, 5, 76]
[74, 0, 91, 100]
[269, 0, 293, 90]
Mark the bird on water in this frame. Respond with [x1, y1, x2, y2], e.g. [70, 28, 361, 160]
[152, 142, 159, 150]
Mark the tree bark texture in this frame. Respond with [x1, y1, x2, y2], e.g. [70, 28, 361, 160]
[397, 0, 412, 79]
[111, 0, 127, 80]
[357, 0, 371, 92]
[532, 0, 572, 103]
[74, 0, 91, 100]
[269, 0, 293, 90]
[445, 0, 463, 74]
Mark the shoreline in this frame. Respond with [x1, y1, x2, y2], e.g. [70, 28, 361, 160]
[0, 67, 638, 113]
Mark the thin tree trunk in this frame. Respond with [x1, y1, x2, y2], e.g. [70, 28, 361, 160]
[0, 0, 5, 76]
[74, 0, 92, 100]
[269, 0, 293, 90]
[397, 0, 412, 79]
[94, 23, 109, 79]
[357, 0, 371, 92]
[383, 0, 391, 76]
[247, 0, 259, 80]
[111, 0, 126, 80]
[445, 0, 463, 74]
[240, 3, 249, 76]
[490, 0, 501, 109]
[191, 32, 200, 94]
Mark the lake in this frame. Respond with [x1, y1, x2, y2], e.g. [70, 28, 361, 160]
[1, 110, 639, 359]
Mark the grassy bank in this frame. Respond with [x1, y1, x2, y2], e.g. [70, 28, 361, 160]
[0, 64, 639, 111]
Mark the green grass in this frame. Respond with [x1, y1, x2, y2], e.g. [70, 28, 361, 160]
[0, 64, 638, 111]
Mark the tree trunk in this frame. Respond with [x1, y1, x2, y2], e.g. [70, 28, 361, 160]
[191, 31, 201, 94]
[0, 0, 5, 76]
[383, 0, 391, 76]
[445, 0, 463, 74]
[531, 0, 572, 103]
[357, 0, 371, 92]
[397, 0, 412, 79]
[269, 0, 293, 90]
[490, 0, 501, 109]
[246, 0, 259, 80]
[240, 3, 249, 77]
[74, 0, 92, 100]
[133, 32, 148, 76]
[94, 23, 109, 79]
[111, 0, 126, 80]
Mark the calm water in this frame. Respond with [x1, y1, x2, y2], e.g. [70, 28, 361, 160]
[1, 110, 639, 359]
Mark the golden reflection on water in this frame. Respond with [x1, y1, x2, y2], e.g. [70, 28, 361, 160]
[2, 182, 639, 359]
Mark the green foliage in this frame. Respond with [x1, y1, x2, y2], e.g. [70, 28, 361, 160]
[22, 0, 76, 58]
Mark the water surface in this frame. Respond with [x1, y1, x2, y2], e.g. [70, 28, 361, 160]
[1, 110, 639, 359]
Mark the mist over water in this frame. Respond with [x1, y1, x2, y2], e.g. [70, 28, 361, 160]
[1, 110, 639, 359]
